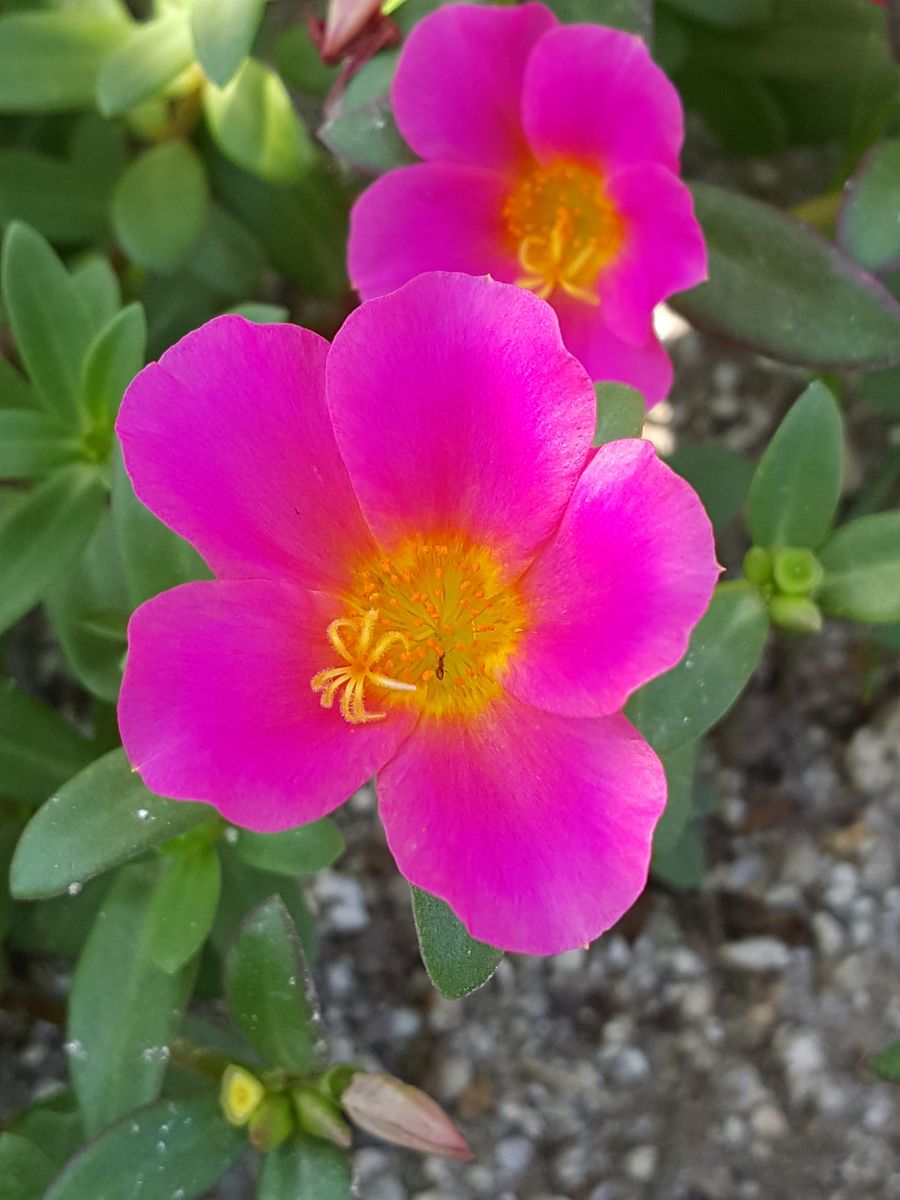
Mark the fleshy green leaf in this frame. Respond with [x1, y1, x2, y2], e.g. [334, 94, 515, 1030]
[0, 676, 95, 807]
[204, 58, 316, 185]
[534, 0, 650, 34]
[67, 862, 197, 1134]
[0, 409, 80, 479]
[228, 301, 289, 323]
[667, 443, 755, 530]
[225, 895, 327, 1073]
[0, 357, 36, 410]
[0, 465, 106, 635]
[44, 1094, 245, 1200]
[593, 382, 645, 444]
[111, 451, 210, 607]
[233, 820, 344, 877]
[258, 1134, 352, 1200]
[1, 222, 95, 423]
[275, 26, 340, 98]
[189, 204, 267, 296]
[747, 382, 843, 549]
[112, 142, 209, 273]
[872, 1039, 900, 1083]
[838, 139, 900, 275]
[675, 182, 900, 370]
[6, 1090, 84, 1170]
[97, 12, 195, 116]
[79, 302, 146, 430]
[627, 583, 770, 752]
[10, 748, 210, 900]
[213, 848, 318, 964]
[678, 70, 786, 157]
[147, 843, 222, 974]
[318, 52, 413, 175]
[43, 512, 129, 702]
[664, 0, 772, 28]
[651, 739, 698, 858]
[818, 512, 900, 623]
[861, 365, 900, 415]
[0, 148, 114, 245]
[0, 12, 127, 112]
[411, 887, 502, 1000]
[651, 819, 706, 890]
[191, 0, 267, 87]
[70, 256, 123, 332]
[0, 1133, 56, 1200]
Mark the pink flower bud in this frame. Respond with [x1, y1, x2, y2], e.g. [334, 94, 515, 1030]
[341, 1072, 472, 1161]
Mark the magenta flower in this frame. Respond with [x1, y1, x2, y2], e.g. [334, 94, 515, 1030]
[348, 3, 707, 404]
[117, 273, 717, 955]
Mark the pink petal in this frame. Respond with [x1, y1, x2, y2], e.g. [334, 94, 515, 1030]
[553, 294, 674, 403]
[348, 163, 517, 301]
[600, 164, 707, 345]
[119, 580, 415, 831]
[392, 1, 557, 172]
[117, 315, 375, 592]
[325, 272, 595, 576]
[502, 440, 718, 718]
[377, 697, 665, 955]
[522, 24, 684, 174]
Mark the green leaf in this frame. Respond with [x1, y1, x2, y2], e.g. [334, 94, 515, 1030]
[233, 820, 344, 877]
[189, 204, 267, 297]
[818, 512, 900, 623]
[627, 583, 770, 752]
[7, 1091, 84, 1170]
[228, 301, 289, 323]
[43, 511, 129, 702]
[275, 26, 340, 98]
[0, 148, 114, 245]
[0, 357, 36, 410]
[411, 887, 502, 1000]
[593, 382, 645, 444]
[111, 451, 210, 607]
[652, 739, 698, 857]
[70, 256, 123, 331]
[0, 1133, 56, 1200]
[747, 382, 843, 549]
[10, 748, 210, 900]
[0, 12, 127, 112]
[861, 365, 900, 414]
[678, 69, 787, 157]
[839, 139, 900, 275]
[67, 862, 197, 1135]
[1, 222, 96, 423]
[112, 142, 209, 273]
[0, 676, 94, 806]
[8, 875, 111, 962]
[651, 818, 705, 890]
[664, 0, 772, 28]
[225, 895, 327, 1073]
[204, 58, 316, 185]
[0, 409, 80, 479]
[0, 465, 106, 635]
[44, 1093, 245, 1200]
[79, 303, 146, 429]
[872, 1039, 900, 1083]
[542, 0, 650, 34]
[318, 52, 414, 175]
[668, 443, 755, 529]
[674, 182, 900, 370]
[147, 843, 222, 974]
[191, 0, 267, 87]
[97, 12, 195, 116]
[213, 847, 318, 965]
[258, 1134, 352, 1200]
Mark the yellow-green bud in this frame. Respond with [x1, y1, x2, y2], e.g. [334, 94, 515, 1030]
[743, 546, 773, 587]
[770, 594, 823, 634]
[293, 1087, 352, 1148]
[220, 1065, 265, 1127]
[772, 547, 824, 596]
[248, 1094, 295, 1153]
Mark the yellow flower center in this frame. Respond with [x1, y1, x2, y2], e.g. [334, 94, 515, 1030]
[311, 537, 525, 724]
[503, 159, 623, 306]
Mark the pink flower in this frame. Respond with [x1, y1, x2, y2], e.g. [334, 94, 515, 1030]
[348, 3, 706, 405]
[117, 273, 717, 955]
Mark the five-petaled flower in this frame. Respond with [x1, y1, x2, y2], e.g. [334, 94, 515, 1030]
[117, 273, 717, 955]
[348, 2, 707, 404]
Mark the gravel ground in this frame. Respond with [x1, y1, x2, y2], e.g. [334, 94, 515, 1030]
[3, 151, 900, 1198]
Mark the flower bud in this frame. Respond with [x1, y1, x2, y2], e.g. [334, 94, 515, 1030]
[772, 547, 823, 596]
[743, 546, 773, 587]
[340, 1072, 472, 1161]
[248, 1094, 295, 1153]
[770, 594, 823, 634]
[293, 1087, 352, 1148]
[220, 1064, 265, 1127]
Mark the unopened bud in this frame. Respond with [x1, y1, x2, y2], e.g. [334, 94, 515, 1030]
[770, 594, 823, 634]
[248, 1094, 295, 1153]
[341, 1072, 472, 1161]
[772, 547, 823, 596]
[220, 1064, 265, 1127]
[743, 546, 773, 587]
[293, 1086, 352, 1148]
